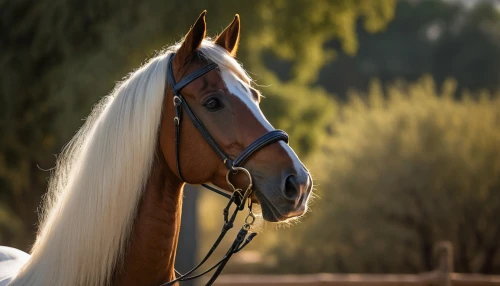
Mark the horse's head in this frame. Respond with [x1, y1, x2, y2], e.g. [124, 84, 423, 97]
[159, 11, 312, 222]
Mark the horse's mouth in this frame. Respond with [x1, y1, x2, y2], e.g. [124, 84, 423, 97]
[253, 190, 299, 222]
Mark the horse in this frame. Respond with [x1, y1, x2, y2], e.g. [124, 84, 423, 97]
[0, 11, 313, 286]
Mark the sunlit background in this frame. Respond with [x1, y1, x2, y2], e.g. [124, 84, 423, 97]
[1, 0, 499, 285]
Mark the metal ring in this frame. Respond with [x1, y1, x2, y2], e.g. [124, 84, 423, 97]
[173, 95, 182, 107]
[225, 167, 253, 203]
[225, 167, 253, 191]
[245, 211, 256, 225]
[174, 117, 180, 125]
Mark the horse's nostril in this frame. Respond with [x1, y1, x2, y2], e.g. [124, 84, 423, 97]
[283, 174, 300, 201]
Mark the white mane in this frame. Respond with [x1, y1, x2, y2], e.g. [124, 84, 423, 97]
[10, 41, 250, 286]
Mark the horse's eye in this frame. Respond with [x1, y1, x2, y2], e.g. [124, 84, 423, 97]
[203, 98, 224, 112]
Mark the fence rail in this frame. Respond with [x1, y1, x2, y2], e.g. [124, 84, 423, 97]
[211, 242, 500, 286]
[213, 272, 500, 286]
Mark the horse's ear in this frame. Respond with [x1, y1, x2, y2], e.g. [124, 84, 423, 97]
[176, 10, 207, 62]
[214, 14, 240, 57]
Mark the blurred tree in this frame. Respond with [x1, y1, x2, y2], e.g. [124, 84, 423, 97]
[318, 0, 500, 98]
[265, 76, 500, 274]
[176, 185, 198, 286]
[243, 0, 396, 155]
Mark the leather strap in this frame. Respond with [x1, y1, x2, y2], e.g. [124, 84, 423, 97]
[232, 130, 289, 167]
[178, 95, 230, 164]
[167, 56, 217, 95]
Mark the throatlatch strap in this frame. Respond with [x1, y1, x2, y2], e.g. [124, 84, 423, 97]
[201, 184, 231, 199]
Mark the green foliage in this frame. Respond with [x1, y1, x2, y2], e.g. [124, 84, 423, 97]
[260, 82, 336, 156]
[265, 76, 500, 274]
[319, 0, 500, 98]
[244, 0, 396, 84]
[241, 0, 396, 155]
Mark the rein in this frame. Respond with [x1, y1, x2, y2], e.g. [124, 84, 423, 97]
[160, 54, 289, 286]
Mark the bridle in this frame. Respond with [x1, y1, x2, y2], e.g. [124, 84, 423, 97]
[160, 53, 289, 286]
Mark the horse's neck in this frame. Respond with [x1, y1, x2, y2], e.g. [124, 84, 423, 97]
[115, 158, 184, 286]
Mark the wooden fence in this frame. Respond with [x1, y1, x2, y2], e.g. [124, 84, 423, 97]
[211, 242, 500, 286]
